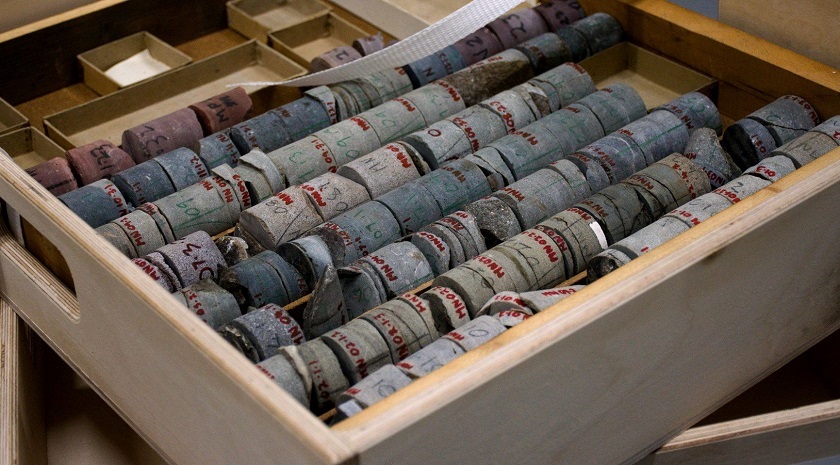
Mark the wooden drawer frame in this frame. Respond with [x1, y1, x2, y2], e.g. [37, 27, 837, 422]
[2, 1, 840, 464]
[1, 299, 169, 465]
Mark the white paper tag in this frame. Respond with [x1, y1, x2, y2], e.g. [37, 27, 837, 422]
[589, 221, 609, 249]
[230, 0, 523, 88]
[105, 50, 172, 87]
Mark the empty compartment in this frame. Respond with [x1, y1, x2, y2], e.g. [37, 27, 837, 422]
[580, 42, 717, 109]
[227, 0, 332, 42]
[78, 31, 193, 95]
[269, 12, 371, 67]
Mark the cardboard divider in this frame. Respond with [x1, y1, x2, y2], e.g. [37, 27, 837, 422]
[0, 127, 65, 169]
[0, 97, 28, 136]
[227, 0, 332, 43]
[3, 1, 840, 464]
[580, 42, 717, 109]
[269, 12, 371, 68]
[44, 40, 306, 150]
[78, 31, 193, 96]
[330, 0, 471, 39]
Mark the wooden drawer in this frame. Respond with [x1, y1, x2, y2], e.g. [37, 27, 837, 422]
[1, 1, 840, 464]
[0, 298, 167, 465]
[4, 297, 839, 465]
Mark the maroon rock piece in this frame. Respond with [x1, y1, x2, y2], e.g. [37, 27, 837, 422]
[189, 87, 254, 135]
[352, 33, 385, 56]
[122, 108, 203, 163]
[451, 27, 505, 66]
[66, 140, 136, 186]
[309, 46, 363, 73]
[485, 8, 550, 50]
[25, 157, 78, 196]
[534, 0, 586, 30]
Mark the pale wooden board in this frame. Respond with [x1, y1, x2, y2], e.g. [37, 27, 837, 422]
[0, 300, 48, 465]
[719, 0, 840, 71]
[0, 152, 355, 465]
[0, 0, 125, 42]
[335, 148, 840, 464]
[0, 300, 20, 465]
[1, 1, 840, 465]
[641, 400, 840, 464]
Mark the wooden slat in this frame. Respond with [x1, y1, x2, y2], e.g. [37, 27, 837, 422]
[0, 300, 20, 465]
[1, 1, 839, 465]
[640, 400, 840, 464]
[0, 299, 48, 465]
[0, 0, 230, 104]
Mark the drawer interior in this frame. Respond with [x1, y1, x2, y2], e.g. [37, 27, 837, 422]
[2, 1, 840, 465]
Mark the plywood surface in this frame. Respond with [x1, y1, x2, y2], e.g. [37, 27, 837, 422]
[642, 400, 840, 464]
[0, 300, 48, 465]
[581, 0, 840, 120]
[2, 1, 840, 465]
[719, 0, 840, 71]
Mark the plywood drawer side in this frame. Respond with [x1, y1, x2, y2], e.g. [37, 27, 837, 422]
[1, 0, 840, 464]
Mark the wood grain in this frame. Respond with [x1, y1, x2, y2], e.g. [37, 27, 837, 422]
[0, 299, 48, 465]
[1, 1, 840, 465]
[641, 400, 840, 464]
[719, 0, 840, 71]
